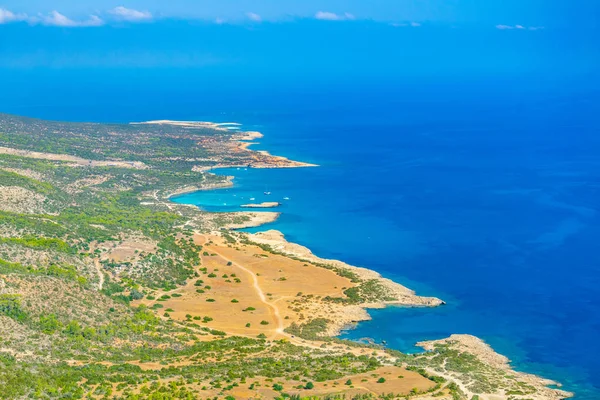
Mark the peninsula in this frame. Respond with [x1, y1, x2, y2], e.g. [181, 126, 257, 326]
[0, 113, 571, 399]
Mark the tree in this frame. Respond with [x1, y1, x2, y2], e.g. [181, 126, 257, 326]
[305, 382, 314, 390]
[377, 377, 386, 383]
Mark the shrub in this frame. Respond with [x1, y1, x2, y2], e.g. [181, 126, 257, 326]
[0, 295, 27, 322]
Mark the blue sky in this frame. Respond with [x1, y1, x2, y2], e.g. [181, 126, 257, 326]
[0, 1, 598, 88]
[1, 1, 598, 28]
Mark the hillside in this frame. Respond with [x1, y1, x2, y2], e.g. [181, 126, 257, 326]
[0, 114, 569, 400]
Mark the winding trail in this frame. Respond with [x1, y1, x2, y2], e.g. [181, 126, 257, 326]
[89, 248, 104, 291]
[198, 235, 285, 337]
[195, 234, 383, 353]
[95, 261, 105, 291]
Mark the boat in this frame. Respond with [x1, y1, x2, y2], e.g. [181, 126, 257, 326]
[249, 197, 255, 201]
[283, 197, 290, 200]
[264, 191, 271, 195]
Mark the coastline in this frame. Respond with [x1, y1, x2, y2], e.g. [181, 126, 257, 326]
[417, 335, 573, 400]
[248, 230, 444, 308]
[245, 229, 443, 337]
[166, 175, 235, 198]
[164, 121, 572, 400]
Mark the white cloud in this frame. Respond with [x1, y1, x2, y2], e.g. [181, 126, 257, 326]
[0, 8, 28, 24]
[246, 12, 261, 22]
[496, 24, 544, 31]
[41, 11, 104, 27]
[109, 6, 152, 21]
[315, 11, 354, 21]
[391, 21, 422, 28]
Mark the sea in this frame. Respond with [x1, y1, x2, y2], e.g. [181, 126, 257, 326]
[3, 77, 599, 399]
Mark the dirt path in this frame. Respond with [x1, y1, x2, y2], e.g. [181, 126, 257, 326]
[199, 237, 285, 338]
[0, 146, 147, 169]
[93, 258, 104, 291]
[194, 233, 378, 352]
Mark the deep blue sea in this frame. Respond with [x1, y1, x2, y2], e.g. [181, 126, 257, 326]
[3, 79, 599, 398]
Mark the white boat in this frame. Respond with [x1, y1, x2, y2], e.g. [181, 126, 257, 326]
[264, 191, 271, 195]
[249, 197, 255, 201]
[283, 197, 290, 200]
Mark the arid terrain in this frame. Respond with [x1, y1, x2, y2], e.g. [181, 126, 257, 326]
[0, 113, 571, 399]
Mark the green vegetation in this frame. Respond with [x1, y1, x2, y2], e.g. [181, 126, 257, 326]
[0, 113, 550, 400]
[285, 318, 330, 340]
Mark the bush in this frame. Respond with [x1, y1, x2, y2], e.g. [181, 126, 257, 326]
[0, 295, 27, 322]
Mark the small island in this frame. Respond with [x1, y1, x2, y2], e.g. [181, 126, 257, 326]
[240, 201, 281, 208]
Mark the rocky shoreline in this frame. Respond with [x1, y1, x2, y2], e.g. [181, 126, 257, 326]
[171, 123, 571, 400]
[417, 335, 573, 400]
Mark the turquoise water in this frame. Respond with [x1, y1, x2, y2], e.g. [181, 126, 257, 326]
[170, 86, 600, 399]
[2, 16, 599, 399]
[3, 75, 599, 398]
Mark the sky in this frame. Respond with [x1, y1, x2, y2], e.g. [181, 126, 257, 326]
[0, 1, 599, 91]
[1, 0, 599, 28]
